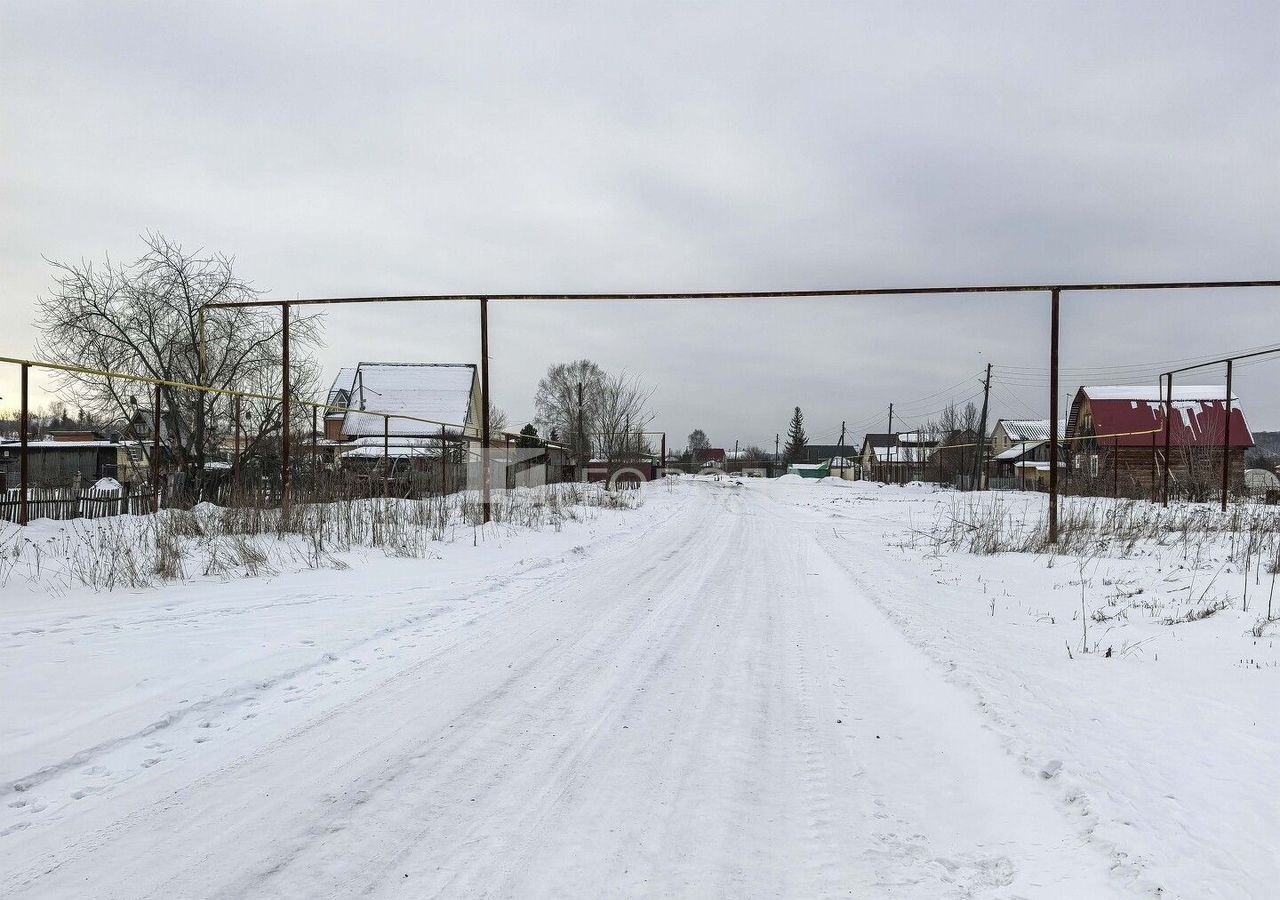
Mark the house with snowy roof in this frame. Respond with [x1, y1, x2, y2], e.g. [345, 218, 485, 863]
[988, 419, 1067, 481]
[859, 432, 937, 483]
[1065, 385, 1253, 498]
[323, 363, 482, 445]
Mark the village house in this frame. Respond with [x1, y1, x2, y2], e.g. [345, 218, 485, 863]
[797, 443, 860, 478]
[1065, 385, 1253, 498]
[987, 419, 1066, 486]
[320, 363, 562, 488]
[695, 447, 727, 466]
[859, 432, 937, 483]
[324, 363, 482, 444]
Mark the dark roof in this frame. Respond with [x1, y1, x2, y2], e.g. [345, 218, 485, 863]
[804, 444, 858, 456]
[860, 433, 895, 450]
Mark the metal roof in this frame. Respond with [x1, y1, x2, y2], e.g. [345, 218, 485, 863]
[993, 419, 1063, 443]
[325, 367, 358, 410]
[992, 440, 1046, 461]
[1068, 386, 1253, 449]
[1085, 385, 1235, 402]
[339, 363, 477, 438]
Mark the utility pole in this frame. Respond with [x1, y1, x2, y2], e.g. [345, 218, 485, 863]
[576, 381, 585, 481]
[973, 363, 992, 491]
[886, 403, 894, 482]
[775, 433, 779, 466]
[837, 420, 846, 479]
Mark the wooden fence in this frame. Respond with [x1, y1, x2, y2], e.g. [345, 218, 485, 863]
[0, 487, 156, 524]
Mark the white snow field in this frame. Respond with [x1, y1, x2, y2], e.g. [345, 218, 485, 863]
[1, 477, 1276, 898]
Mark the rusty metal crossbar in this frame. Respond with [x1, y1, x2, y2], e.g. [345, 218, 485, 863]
[13, 277, 1270, 538]
[202, 279, 1280, 539]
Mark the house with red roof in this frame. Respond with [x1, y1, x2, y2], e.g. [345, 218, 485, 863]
[1065, 385, 1253, 498]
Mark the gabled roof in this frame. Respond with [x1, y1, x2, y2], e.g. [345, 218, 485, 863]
[339, 363, 478, 438]
[869, 444, 933, 463]
[1084, 385, 1232, 402]
[994, 419, 1064, 443]
[896, 432, 937, 446]
[127, 408, 177, 445]
[326, 367, 359, 412]
[1068, 385, 1253, 449]
[993, 440, 1046, 462]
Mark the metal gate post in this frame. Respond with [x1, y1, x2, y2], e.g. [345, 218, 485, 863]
[281, 303, 291, 516]
[1048, 289, 1060, 544]
[19, 363, 29, 525]
[1222, 360, 1233, 512]
[1162, 373, 1173, 507]
[153, 381, 161, 512]
[480, 297, 491, 523]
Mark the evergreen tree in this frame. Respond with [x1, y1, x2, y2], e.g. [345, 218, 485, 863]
[784, 406, 808, 462]
[516, 423, 543, 449]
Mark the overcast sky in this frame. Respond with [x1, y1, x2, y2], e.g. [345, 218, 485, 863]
[2, 1, 1277, 449]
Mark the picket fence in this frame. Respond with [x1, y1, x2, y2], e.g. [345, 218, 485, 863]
[0, 486, 156, 524]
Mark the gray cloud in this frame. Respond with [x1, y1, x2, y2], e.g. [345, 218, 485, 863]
[1, 1, 1276, 450]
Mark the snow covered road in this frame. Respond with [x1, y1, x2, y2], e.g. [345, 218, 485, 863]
[4, 480, 1144, 897]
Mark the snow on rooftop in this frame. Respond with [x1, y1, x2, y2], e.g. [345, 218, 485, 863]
[996, 420, 1064, 442]
[1084, 385, 1236, 402]
[341, 445, 443, 459]
[992, 440, 1047, 461]
[870, 445, 933, 463]
[342, 363, 476, 437]
[326, 367, 359, 407]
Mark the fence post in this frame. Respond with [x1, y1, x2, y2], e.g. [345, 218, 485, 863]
[281, 303, 291, 517]
[153, 381, 161, 513]
[233, 393, 241, 505]
[439, 425, 447, 495]
[1048, 288, 1061, 544]
[19, 362, 29, 526]
[1150, 430, 1156, 500]
[1222, 360, 1233, 512]
[1162, 373, 1173, 507]
[1112, 435, 1119, 498]
[480, 297, 491, 523]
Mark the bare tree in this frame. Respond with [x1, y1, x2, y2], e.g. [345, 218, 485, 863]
[533, 360, 654, 462]
[533, 359, 607, 463]
[594, 371, 655, 461]
[926, 401, 981, 484]
[35, 233, 323, 484]
[1174, 417, 1227, 501]
[687, 429, 710, 461]
[488, 400, 508, 434]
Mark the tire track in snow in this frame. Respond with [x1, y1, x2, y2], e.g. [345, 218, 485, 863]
[1, 488, 695, 897]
